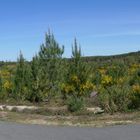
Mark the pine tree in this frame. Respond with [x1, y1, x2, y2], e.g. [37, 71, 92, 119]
[30, 55, 42, 102]
[14, 52, 31, 101]
[62, 39, 92, 98]
[61, 39, 93, 112]
[38, 31, 64, 101]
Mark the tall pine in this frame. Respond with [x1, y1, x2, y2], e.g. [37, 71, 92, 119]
[14, 52, 31, 101]
[30, 55, 42, 102]
[62, 39, 92, 98]
[38, 31, 64, 101]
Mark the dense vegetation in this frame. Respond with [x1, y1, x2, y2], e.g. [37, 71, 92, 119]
[0, 31, 140, 113]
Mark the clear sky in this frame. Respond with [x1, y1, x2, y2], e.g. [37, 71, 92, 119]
[0, 0, 140, 61]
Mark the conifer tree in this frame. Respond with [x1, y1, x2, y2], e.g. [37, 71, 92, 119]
[62, 39, 92, 98]
[30, 55, 42, 102]
[14, 52, 31, 101]
[38, 31, 64, 101]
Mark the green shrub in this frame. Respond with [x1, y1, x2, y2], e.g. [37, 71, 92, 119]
[130, 93, 140, 109]
[98, 85, 132, 113]
[130, 84, 140, 109]
[67, 97, 85, 112]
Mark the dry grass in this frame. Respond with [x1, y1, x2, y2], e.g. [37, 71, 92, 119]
[0, 110, 140, 127]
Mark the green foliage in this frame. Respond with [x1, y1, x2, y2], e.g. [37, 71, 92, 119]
[29, 55, 42, 102]
[14, 52, 31, 101]
[0, 31, 140, 114]
[61, 39, 93, 99]
[38, 31, 64, 101]
[107, 61, 128, 82]
[129, 68, 140, 86]
[131, 84, 140, 109]
[67, 96, 85, 112]
[98, 85, 132, 113]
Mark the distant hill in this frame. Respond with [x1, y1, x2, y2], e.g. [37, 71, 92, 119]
[0, 51, 139, 66]
[81, 51, 140, 65]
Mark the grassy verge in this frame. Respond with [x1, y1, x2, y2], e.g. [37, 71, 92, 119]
[0, 110, 140, 127]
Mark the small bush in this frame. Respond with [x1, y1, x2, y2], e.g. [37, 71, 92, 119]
[67, 97, 85, 112]
[98, 85, 132, 113]
[131, 84, 140, 109]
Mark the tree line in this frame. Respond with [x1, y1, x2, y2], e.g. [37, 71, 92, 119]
[0, 31, 140, 112]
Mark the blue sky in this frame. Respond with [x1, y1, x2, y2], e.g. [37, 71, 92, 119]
[0, 0, 140, 61]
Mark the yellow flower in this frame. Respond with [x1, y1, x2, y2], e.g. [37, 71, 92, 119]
[61, 83, 75, 94]
[3, 80, 13, 90]
[132, 84, 140, 93]
[101, 75, 113, 86]
[0, 70, 11, 78]
[98, 68, 106, 74]
[71, 75, 79, 83]
[129, 64, 140, 75]
[80, 81, 95, 93]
